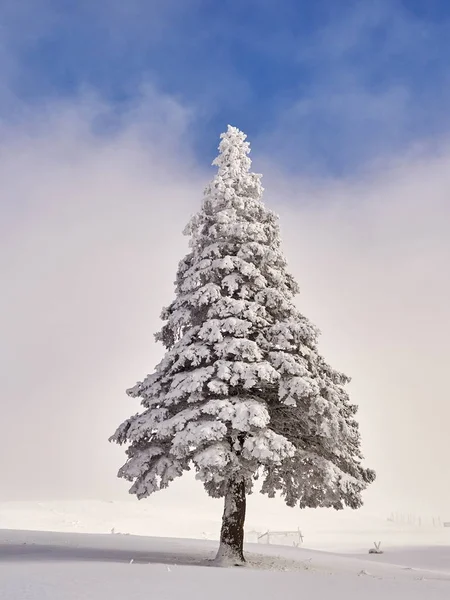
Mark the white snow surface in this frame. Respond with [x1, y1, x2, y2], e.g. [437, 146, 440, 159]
[1, 529, 450, 599]
[1, 501, 450, 598]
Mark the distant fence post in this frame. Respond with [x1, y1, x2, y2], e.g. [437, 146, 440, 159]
[257, 529, 303, 547]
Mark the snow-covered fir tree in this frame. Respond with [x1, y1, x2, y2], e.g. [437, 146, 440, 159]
[110, 126, 375, 564]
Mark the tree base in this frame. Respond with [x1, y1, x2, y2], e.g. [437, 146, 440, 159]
[214, 543, 246, 567]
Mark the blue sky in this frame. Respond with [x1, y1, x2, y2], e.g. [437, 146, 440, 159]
[3, 0, 450, 174]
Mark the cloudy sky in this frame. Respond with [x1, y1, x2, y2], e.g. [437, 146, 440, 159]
[1, 0, 449, 521]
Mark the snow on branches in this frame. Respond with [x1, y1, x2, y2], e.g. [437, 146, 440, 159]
[110, 125, 374, 511]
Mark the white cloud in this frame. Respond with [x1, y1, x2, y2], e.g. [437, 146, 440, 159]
[264, 154, 450, 513]
[1, 91, 449, 519]
[0, 91, 203, 499]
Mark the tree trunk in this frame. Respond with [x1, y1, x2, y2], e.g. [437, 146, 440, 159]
[215, 478, 246, 565]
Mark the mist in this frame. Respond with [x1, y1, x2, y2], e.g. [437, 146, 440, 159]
[1, 94, 449, 519]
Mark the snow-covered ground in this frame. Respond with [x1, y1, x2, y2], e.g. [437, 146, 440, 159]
[1, 500, 450, 598]
[1, 529, 450, 599]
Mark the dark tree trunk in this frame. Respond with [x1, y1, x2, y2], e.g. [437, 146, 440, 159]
[215, 478, 246, 565]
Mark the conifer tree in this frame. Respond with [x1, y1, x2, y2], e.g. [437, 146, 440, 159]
[110, 126, 375, 564]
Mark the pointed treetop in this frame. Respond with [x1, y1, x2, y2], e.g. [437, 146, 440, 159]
[203, 126, 263, 209]
[212, 125, 252, 178]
